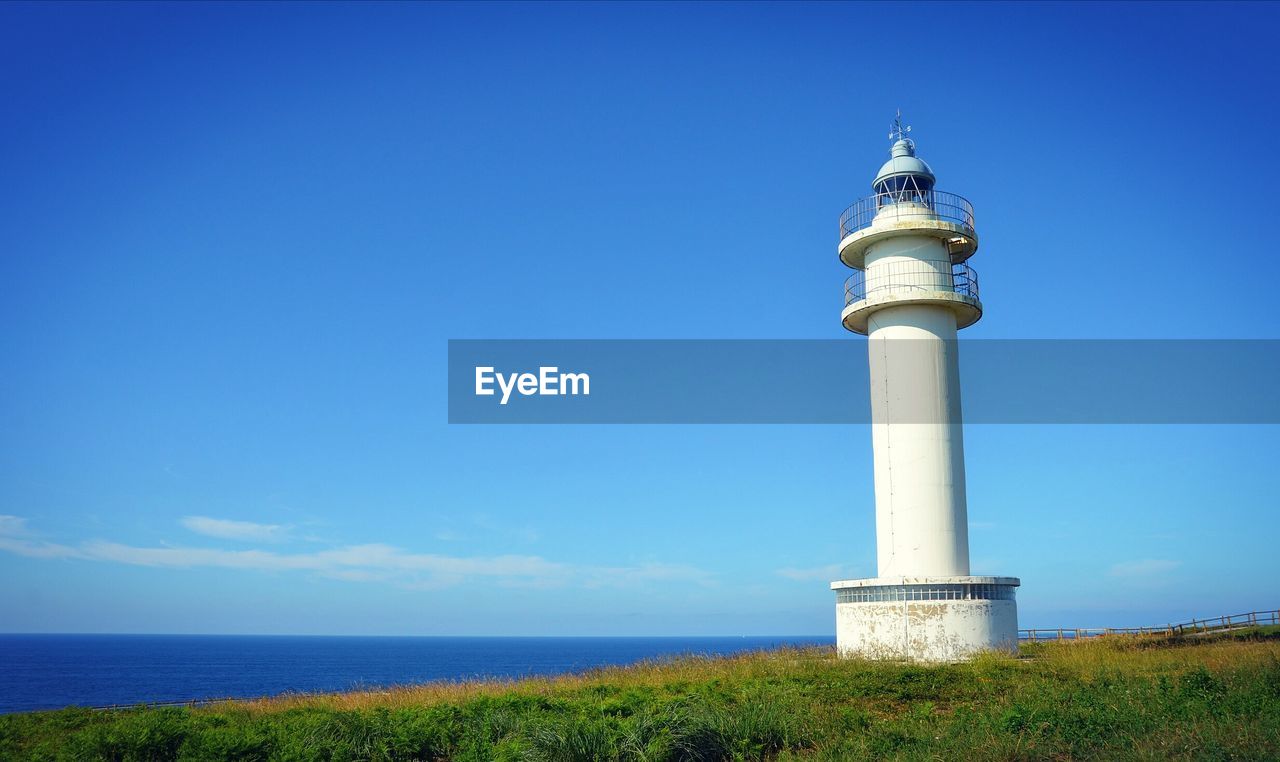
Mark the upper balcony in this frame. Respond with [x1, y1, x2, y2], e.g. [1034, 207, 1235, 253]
[841, 262, 982, 335]
[838, 190, 978, 270]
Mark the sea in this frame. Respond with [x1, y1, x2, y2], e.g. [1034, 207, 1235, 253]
[0, 634, 833, 714]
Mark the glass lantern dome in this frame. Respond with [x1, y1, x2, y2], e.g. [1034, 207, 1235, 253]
[873, 138, 935, 199]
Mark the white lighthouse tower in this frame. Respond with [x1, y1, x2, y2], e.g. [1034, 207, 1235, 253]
[830, 113, 1019, 662]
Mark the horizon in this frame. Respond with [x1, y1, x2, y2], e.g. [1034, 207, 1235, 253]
[2, 1, 1278, 638]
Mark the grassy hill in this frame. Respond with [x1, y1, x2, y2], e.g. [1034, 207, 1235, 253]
[2, 628, 1278, 761]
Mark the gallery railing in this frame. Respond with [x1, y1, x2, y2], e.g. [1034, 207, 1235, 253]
[838, 189, 975, 242]
[843, 262, 979, 307]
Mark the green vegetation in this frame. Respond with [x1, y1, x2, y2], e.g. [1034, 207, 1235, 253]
[3, 629, 1279, 761]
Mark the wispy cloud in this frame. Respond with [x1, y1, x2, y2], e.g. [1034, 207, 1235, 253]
[0, 515, 29, 536]
[80, 540, 570, 582]
[776, 564, 848, 582]
[585, 563, 717, 589]
[0, 535, 81, 560]
[0, 516, 712, 592]
[181, 516, 291, 543]
[1108, 559, 1182, 578]
[0, 515, 81, 559]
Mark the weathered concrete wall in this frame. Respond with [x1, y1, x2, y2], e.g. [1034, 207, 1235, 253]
[835, 598, 1018, 662]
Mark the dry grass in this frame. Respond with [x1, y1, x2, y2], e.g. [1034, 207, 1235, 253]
[3, 630, 1279, 760]
[235, 635, 1280, 715]
[233, 647, 830, 715]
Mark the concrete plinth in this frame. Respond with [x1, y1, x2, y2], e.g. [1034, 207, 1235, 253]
[831, 576, 1020, 662]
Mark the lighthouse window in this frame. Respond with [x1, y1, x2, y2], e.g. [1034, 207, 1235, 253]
[835, 583, 1016, 604]
[874, 175, 935, 202]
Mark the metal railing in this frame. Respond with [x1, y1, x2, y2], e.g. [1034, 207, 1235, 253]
[837, 583, 1016, 604]
[843, 262, 979, 307]
[1019, 609, 1280, 642]
[839, 189, 975, 242]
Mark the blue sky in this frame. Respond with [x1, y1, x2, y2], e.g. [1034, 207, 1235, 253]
[1, 1, 1277, 635]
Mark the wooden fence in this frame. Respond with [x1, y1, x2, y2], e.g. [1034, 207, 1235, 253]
[1019, 608, 1279, 642]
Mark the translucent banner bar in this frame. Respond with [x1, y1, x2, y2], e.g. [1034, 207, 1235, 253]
[447, 340, 1280, 424]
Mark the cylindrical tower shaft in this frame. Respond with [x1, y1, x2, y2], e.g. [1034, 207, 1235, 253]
[866, 235, 971, 577]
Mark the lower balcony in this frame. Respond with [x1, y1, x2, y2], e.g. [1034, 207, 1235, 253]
[841, 262, 982, 335]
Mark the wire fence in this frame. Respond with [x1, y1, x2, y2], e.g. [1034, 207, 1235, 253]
[1019, 609, 1279, 641]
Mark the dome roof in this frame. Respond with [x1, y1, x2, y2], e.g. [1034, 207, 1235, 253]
[873, 138, 935, 190]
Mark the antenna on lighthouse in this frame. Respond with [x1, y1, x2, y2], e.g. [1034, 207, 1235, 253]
[888, 109, 912, 143]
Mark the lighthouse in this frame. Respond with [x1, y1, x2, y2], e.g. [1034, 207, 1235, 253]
[830, 113, 1019, 661]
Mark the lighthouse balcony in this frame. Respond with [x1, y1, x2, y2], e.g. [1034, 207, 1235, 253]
[842, 262, 982, 334]
[839, 190, 978, 269]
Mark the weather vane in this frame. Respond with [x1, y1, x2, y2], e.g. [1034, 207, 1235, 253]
[888, 109, 911, 142]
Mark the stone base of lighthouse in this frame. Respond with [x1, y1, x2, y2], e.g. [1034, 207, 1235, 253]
[831, 576, 1020, 662]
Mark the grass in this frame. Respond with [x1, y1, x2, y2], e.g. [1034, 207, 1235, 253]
[2, 628, 1279, 761]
